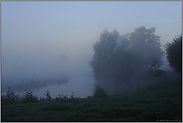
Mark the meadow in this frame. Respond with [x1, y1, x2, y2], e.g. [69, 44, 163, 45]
[1, 78, 182, 121]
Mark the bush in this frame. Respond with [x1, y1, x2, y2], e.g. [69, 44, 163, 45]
[93, 85, 108, 98]
[63, 95, 68, 99]
[44, 90, 52, 101]
[86, 95, 91, 98]
[22, 90, 38, 103]
[2, 87, 16, 105]
[14, 94, 22, 104]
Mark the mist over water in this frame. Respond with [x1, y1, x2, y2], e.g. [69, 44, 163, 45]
[1, 1, 181, 98]
[2, 54, 95, 98]
[1, 52, 178, 99]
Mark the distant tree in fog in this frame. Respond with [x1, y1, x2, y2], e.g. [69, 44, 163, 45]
[129, 26, 164, 68]
[166, 35, 182, 74]
[90, 26, 164, 94]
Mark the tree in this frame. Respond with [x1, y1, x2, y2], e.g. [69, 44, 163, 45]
[90, 29, 122, 88]
[129, 26, 164, 69]
[90, 27, 164, 95]
[166, 35, 182, 74]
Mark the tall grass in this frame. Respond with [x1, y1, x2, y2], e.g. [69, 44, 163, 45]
[2, 86, 181, 121]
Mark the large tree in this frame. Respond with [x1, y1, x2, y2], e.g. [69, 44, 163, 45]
[129, 27, 164, 68]
[90, 27, 164, 94]
[166, 35, 182, 74]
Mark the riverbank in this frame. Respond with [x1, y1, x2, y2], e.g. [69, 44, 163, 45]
[2, 86, 181, 121]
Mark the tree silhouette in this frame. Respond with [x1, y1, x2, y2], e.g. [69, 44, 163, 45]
[166, 35, 182, 74]
[90, 26, 164, 94]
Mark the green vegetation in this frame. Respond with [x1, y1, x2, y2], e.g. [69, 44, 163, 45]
[2, 76, 182, 121]
[93, 85, 108, 98]
[90, 27, 164, 95]
[1, 30, 182, 121]
[166, 35, 182, 74]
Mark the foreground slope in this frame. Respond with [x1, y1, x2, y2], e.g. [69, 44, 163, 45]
[2, 86, 181, 121]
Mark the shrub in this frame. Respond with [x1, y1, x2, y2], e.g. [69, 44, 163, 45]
[22, 90, 38, 103]
[14, 94, 22, 104]
[44, 90, 52, 101]
[93, 85, 108, 98]
[55, 94, 63, 100]
[87, 95, 91, 98]
[2, 87, 16, 105]
[63, 95, 68, 99]
[39, 97, 46, 102]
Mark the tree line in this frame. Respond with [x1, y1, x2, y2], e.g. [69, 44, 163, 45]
[90, 26, 181, 95]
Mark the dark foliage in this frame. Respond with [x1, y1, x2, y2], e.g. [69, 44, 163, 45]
[90, 27, 164, 94]
[2, 87, 16, 105]
[166, 35, 182, 74]
[21, 90, 38, 103]
[2, 86, 181, 121]
[93, 85, 108, 98]
[44, 90, 52, 101]
[2, 87, 74, 106]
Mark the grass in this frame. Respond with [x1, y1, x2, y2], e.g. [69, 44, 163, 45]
[2, 85, 182, 121]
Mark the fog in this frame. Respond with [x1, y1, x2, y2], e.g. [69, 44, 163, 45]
[2, 53, 95, 98]
[1, 1, 181, 98]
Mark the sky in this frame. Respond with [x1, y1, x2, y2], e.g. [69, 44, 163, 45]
[1, 1, 182, 98]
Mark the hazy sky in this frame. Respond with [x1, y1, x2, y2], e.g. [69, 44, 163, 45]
[1, 1, 182, 97]
[2, 1, 182, 61]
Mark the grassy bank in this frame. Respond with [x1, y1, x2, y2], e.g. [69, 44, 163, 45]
[2, 86, 181, 121]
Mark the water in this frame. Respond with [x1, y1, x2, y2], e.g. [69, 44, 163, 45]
[1, 57, 95, 98]
[32, 76, 95, 98]
[2, 76, 95, 99]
